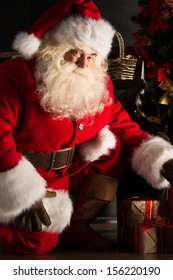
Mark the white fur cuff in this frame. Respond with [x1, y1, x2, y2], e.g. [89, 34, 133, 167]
[131, 136, 173, 189]
[0, 157, 46, 223]
[79, 125, 116, 162]
[42, 189, 73, 233]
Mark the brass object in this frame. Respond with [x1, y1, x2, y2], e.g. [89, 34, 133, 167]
[159, 78, 173, 105]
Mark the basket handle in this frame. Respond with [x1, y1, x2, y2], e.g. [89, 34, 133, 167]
[114, 30, 125, 59]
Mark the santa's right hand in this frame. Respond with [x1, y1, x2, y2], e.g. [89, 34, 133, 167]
[15, 190, 56, 231]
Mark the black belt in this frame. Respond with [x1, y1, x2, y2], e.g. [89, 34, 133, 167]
[23, 146, 75, 170]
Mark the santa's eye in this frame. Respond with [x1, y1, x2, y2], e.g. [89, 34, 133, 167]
[70, 49, 83, 57]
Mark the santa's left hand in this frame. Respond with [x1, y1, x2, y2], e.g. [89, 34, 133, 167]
[160, 159, 173, 186]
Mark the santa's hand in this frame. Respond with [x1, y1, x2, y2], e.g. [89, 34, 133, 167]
[160, 159, 173, 185]
[15, 190, 56, 232]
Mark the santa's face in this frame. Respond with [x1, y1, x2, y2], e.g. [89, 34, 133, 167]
[64, 48, 97, 68]
[35, 44, 112, 120]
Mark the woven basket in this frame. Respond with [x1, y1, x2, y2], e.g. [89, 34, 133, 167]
[108, 31, 137, 80]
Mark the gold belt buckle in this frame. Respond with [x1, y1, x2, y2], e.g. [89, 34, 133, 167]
[50, 146, 75, 170]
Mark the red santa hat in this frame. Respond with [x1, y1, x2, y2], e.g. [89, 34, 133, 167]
[12, 0, 115, 60]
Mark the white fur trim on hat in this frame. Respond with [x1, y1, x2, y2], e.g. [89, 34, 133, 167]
[50, 16, 115, 58]
[42, 189, 73, 233]
[12, 32, 41, 60]
[131, 136, 173, 190]
[12, 16, 115, 60]
[0, 157, 46, 223]
[79, 125, 116, 162]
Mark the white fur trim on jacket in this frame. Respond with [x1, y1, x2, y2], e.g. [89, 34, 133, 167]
[42, 189, 73, 233]
[0, 157, 46, 223]
[131, 136, 173, 190]
[79, 125, 116, 162]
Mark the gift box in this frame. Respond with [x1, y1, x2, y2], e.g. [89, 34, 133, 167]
[120, 197, 167, 227]
[119, 221, 173, 254]
[135, 225, 161, 253]
[120, 224, 161, 253]
[135, 223, 173, 254]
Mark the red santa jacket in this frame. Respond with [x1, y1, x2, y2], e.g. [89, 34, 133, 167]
[0, 57, 173, 232]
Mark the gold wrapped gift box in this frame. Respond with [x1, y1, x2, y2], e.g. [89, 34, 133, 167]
[135, 225, 161, 254]
[120, 224, 173, 254]
[120, 198, 167, 227]
[118, 196, 173, 253]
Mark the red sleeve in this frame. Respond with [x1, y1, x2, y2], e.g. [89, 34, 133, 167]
[0, 59, 24, 171]
[107, 77, 150, 154]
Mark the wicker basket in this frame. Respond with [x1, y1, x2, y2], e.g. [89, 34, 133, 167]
[108, 31, 137, 80]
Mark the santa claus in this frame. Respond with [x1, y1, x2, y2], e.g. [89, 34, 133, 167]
[0, 0, 173, 254]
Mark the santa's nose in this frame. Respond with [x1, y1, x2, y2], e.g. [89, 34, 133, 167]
[78, 54, 90, 68]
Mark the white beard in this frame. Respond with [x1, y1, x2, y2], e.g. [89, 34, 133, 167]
[35, 57, 111, 120]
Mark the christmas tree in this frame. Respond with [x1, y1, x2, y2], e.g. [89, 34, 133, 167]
[125, 0, 173, 142]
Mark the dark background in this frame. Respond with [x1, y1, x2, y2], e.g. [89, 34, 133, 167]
[0, 0, 138, 52]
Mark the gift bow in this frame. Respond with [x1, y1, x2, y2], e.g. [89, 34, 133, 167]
[159, 78, 173, 105]
[143, 200, 168, 226]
